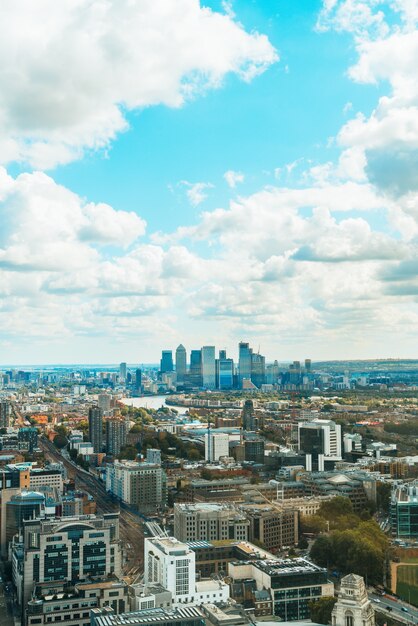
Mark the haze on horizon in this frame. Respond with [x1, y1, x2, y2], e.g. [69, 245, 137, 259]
[0, 0, 417, 363]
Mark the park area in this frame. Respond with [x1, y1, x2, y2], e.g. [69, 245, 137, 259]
[392, 552, 418, 607]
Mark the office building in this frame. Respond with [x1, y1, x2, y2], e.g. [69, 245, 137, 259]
[0, 401, 11, 428]
[106, 460, 166, 513]
[144, 536, 229, 606]
[205, 432, 229, 462]
[173, 503, 249, 543]
[331, 574, 375, 626]
[300, 471, 376, 512]
[189, 350, 202, 387]
[265, 361, 279, 385]
[135, 368, 143, 394]
[175, 345, 187, 383]
[119, 362, 127, 382]
[89, 406, 104, 453]
[27, 580, 129, 626]
[228, 557, 333, 621]
[201, 346, 216, 389]
[217, 351, 234, 389]
[105, 418, 127, 456]
[91, 605, 206, 626]
[391, 481, 418, 539]
[238, 342, 252, 388]
[298, 419, 342, 461]
[242, 505, 298, 551]
[251, 352, 265, 388]
[244, 439, 265, 464]
[12, 512, 122, 606]
[18, 427, 38, 453]
[146, 448, 162, 465]
[29, 466, 64, 493]
[160, 351, 174, 374]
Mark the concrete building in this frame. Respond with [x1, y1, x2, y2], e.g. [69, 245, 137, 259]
[144, 536, 229, 606]
[119, 362, 127, 382]
[89, 406, 104, 453]
[12, 513, 122, 606]
[174, 503, 249, 543]
[298, 419, 342, 462]
[241, 505, 298, 551]
[331, 574, 375, 626]
[205, 432, 229, 462]
[98, 393, 111, 414]
[175, 345, 187, 384]
[105, 418, 127, 456]
[91, 605, 206, 626]
[106, 460, 166, 513]
[0, 401, 11, 428]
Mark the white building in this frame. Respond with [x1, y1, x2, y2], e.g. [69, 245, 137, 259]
[298, 419, 342, 458]
[205, 432, 229, 462]
[332, 574, 375, 626]
[144, 537, 229, 606]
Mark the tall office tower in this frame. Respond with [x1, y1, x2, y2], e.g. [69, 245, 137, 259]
[289, 360, 301, 385]
[391, 482, 418, 539]
[244, 438, 265, 464]
[238, 341, 252, 388]
[305, 358, 312, 373]
[144, 536, 196, 603]
[5, 491, 45, 548]
[18, 427, 38, 453]
[189, 350, 202, 387]
[119, 362, 127, 382]
[241, 399, 257, 431]
[298, 419, 342, 461]
[98, 393, 111, 414]
[135, 368, 142, 394]
[175, 344, 187, 383]
[160, 350, 174, 374]
[205, 432, 229, 462]
[266, 360, 279, 385]
[13, 513, 122, 606]
[105, 418, 127, 456]
[0, 401, 11, 428]
[88, 406, 104, 453]
[251, 352, 266, 388]
[201, 346, 216, 389]
[217, 350, 234, 389]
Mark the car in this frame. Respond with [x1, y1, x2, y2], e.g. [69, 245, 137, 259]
[386, 606, 393, 612]
[401, 607, 408, 612]
[373, 599, 381, 603]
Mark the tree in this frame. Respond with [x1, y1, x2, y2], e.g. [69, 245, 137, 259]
[53, 434, 68, 449]
[376, 482, 392, 514]
[300, 515, 327, 535]
[318, 496, 353, 520]
[309, 596, 337, 625]
[310, 535, 332, 568]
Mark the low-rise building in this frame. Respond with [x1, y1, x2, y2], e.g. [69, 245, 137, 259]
[174, 503, 249, 543]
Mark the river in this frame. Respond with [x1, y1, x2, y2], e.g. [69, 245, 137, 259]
[120, 394, 185, 412]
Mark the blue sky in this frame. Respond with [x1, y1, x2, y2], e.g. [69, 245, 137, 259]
[0, 0, 417, 363]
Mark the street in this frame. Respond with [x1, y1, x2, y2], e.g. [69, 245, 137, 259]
[370, 592, 418, 625]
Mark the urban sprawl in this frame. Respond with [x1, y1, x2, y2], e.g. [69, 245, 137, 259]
[0, 342, 418, 626]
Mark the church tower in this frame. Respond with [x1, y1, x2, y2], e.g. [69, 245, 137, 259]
[331, 574, 375, 626]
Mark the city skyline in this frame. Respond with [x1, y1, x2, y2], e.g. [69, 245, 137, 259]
[0, 1, 417, 362]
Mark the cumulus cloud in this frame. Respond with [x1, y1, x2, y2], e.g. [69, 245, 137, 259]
[0, 0, 277, 168]
[224, 170, 245, 188]
[181, 181, 214, 206]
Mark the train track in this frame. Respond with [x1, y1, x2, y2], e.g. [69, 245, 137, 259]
[40, 438, 144, 576]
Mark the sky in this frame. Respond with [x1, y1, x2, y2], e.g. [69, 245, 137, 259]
[0, 0, 418, 364]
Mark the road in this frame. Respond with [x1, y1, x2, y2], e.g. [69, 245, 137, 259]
[40, 438, 144, 578]
[370, 592, 418, 624]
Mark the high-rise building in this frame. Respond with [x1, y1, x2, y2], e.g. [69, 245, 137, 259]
[135, 368, 142, 394]
[305, 358, 312, 373]
[119, 362, 127, 382]
[0, 401, 11, 428]
[241, 399, 257, 431]
[266, 360, 279, 385]
[189, 350, 202, 387]
[12, 513, 122, 606]
[217, 350, 234, 389]
[98, 393, 111, 414]
[390, 482, 418, 539]
[18, 427, 38, 453]
[243, 505, 298, 551]
[238, 342, 252, 388]
[173, 503, 249, 543]
[89, 406, 104, 453]
[175, 344, 187, 383]
[201, 346, 216, 389]
[205, 432, 229, 462]
[105, 419, 127, 456]
[5, 490, 45, 548]
[244, 439, 265, 464]
[106, 460, 166, 513]
[251, 352, 266, 388]
[298, 419, 342, 461]
[160, 351, 174, 374]
[144, 536, 195, 603]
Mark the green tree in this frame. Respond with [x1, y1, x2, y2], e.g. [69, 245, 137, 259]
[309, 596, 337, 625]
[53, 434, 68, 449]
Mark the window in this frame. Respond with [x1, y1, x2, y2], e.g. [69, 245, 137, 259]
[345, 612, 354, 626]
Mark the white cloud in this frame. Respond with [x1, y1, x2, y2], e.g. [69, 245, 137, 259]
[224, 170, 245, 188]
[0, 0, 277, 169]
[181, 181, 214, 206]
